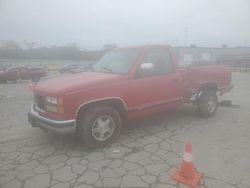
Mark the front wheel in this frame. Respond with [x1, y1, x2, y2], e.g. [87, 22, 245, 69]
[77, 106, 122, 148]
[197, 90, 218, 118]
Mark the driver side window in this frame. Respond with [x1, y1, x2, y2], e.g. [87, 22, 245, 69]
[139, 48, 173, 77]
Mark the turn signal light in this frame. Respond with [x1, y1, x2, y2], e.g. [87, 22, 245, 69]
[58, 106, 64, 114]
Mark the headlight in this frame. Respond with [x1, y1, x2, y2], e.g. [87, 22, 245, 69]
[46, 96, 58, 104]
[45, 96, 64, 113]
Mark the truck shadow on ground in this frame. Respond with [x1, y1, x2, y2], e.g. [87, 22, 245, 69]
[37, 102, 237, 151]
[43, 105, 201, 150]
[123, 105, 199, 130]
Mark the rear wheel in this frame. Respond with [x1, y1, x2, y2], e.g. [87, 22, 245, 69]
[197, 90, 218, 118]
[77, 105, 122, 148]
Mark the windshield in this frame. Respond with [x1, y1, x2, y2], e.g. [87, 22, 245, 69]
[93, 48, 139, 74]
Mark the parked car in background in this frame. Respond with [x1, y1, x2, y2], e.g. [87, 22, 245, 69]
[69, 64, 94, 73]
[28, 44, 232, 148]
[59, 64, 81, 73]
[0, 65, 12, 71]
[0, 65, 47, 83]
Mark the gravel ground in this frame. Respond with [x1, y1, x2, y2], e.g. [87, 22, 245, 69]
[0, 72, 249, 188]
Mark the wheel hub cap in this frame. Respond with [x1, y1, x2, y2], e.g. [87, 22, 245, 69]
[207, 96, 217, 113]
[92, 115, 115, 141]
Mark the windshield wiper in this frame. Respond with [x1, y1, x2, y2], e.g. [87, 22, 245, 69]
[100, 67, 113, 73]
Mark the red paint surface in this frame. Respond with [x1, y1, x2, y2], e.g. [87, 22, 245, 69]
[33, 45, 232, 121]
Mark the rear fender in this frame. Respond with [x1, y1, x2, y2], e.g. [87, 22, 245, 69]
[192, 82, 218, 103]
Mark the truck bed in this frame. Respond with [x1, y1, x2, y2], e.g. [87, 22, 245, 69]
[180, 65, 232, 99]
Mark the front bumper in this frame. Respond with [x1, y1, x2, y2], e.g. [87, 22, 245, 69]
[28, 104, 76, 134]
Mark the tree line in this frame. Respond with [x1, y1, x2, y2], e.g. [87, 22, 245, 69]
[0, 41, 115, 61]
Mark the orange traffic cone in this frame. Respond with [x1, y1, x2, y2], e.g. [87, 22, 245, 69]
[172, 142, 203, 188]
[27, 81, 34, 92]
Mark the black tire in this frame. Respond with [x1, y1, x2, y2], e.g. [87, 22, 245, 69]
[77, 105, 122, 148]
[197, 90, 218, 118]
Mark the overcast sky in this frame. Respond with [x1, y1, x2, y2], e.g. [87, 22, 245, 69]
[0, 0, 250, 49]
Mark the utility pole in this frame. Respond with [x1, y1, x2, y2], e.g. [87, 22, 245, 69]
[184, 26, 188, 47]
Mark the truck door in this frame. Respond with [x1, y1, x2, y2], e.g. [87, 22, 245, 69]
[130, 47, 183, 112]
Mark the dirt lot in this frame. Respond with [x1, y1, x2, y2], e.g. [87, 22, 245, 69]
[0, 72, 249, 188]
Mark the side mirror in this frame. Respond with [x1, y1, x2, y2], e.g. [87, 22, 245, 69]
[139, 63, 154, 76]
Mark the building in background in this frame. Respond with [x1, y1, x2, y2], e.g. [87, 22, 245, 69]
[176, 45, 250, 68]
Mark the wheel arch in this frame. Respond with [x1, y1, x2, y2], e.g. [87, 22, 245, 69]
[75, 97, 128, 127]
[199, 82, 218, 92]
[194, 82, 218, 102]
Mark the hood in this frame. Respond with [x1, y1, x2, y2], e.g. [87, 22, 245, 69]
[34, 72, 126, 96]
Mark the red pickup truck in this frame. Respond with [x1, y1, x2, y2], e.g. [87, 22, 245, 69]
[0, 66, 46, 83]
[28, 45, 232, 148]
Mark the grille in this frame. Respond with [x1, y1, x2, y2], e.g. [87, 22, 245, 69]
[35, 94, 45, 110]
